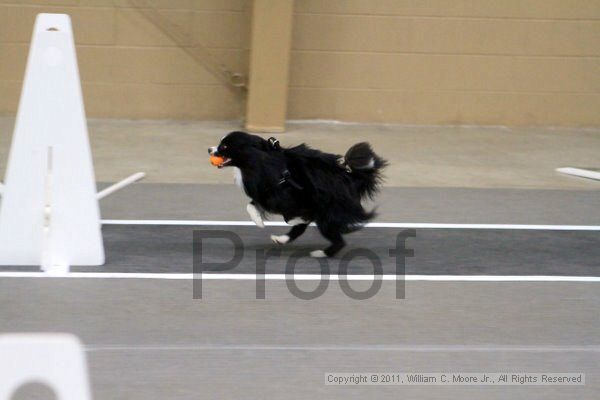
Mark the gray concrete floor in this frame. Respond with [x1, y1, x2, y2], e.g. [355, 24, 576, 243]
[97, 183, 600, 224]
[1, 117, 600, 189]
[0, 117, 599, 399]
[1, 280, 598, 400]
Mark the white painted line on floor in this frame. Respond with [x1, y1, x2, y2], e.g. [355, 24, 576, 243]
[85, 344, 600, 353]
[101, 219, 600, 231]
[0, 272, 598, 282]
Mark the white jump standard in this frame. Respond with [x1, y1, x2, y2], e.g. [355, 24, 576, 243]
[0, 14, 144, 272]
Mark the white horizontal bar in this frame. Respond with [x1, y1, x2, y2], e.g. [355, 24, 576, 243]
[556, 167, 600, 181]
[100, 219, 600, 231]
[97, 172, 146, 200]
[0, 272, 598, 282]
[85, 344, 600, 353]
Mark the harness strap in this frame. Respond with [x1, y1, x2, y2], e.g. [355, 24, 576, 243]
[269, 137, 303, 190]
[268, 137, 281, 150]
[278, 169, 303, 190]
[338, 156, 352, 173]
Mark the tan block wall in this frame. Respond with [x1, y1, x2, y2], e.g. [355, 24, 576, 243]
[1, 0, 599, 126]
[289, 0, 600, 126]
[0, 0, 250, 119]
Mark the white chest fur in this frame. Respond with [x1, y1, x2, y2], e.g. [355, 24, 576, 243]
[233, 167, 244, 190]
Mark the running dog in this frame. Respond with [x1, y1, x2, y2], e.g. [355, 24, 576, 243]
[208, 131, 387, 257]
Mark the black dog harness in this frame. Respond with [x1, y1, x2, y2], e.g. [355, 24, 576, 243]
[278, 169, 303, 190]
[268, 137, 281, 150]
[268, 137, 304, 190]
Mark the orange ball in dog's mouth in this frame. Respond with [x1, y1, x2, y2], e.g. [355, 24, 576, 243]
[210, 155, 233, 168]
[210, 155, 225, 167]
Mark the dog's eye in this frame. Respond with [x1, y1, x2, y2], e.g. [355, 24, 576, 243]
[221, 145, 228, 150]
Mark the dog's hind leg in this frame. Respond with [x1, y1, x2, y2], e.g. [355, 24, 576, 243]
[271, 223, 309, 245]
[286, 217, 310, 226]
[311, 224, 345, 258]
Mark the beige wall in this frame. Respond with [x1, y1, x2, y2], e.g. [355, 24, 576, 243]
[288, 0, 600, 126]
[1, 0, 599, 126]
[0, 0, 250, 119]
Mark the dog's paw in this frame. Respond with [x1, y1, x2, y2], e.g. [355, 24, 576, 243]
[271, 234, 290, 245]
[246, 203, 265, 228]
[310, 250, 327, 258]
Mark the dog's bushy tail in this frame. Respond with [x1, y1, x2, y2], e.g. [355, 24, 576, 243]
[344, 142, 388, 201]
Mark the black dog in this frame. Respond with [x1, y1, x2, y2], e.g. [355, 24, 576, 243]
[209, 131, 387, 257]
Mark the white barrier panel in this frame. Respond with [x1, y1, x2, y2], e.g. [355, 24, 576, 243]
[0, 333, 92, 400]
[556, 167, 600, 181]
[0, 14, 104, 269]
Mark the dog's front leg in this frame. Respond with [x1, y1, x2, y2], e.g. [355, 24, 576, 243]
[246, 202, 265, 228]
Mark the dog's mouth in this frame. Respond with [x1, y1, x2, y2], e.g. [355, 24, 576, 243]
[218, 157, 232, 168]
[209, 146, 233, 168]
